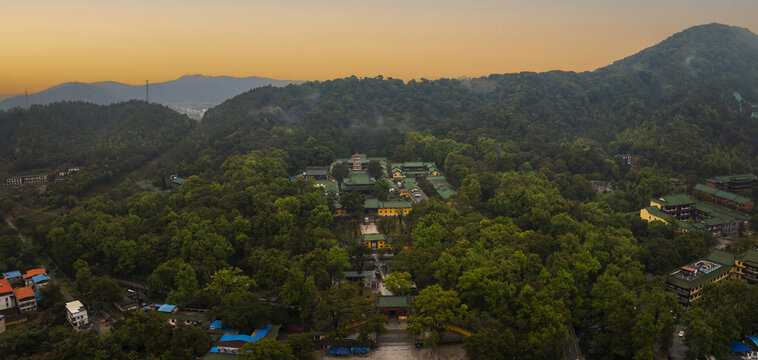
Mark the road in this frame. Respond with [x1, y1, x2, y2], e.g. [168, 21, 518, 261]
[670, 325, 688, 359]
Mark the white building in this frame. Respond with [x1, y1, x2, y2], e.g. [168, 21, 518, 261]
[0, 279, 15, 311]
[66, 300, 90, 330]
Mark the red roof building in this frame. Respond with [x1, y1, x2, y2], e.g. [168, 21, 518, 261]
[0, 279, 12, 295]
[22, 269, 47, 279]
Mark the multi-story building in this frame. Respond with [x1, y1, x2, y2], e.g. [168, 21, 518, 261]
[664, 259, 731, 306]
[0, 279, 15, 311]
[649, 194, 696, 220]
[5, 174, 48, 186]
[705, 174, 758, 193]
[13, 287, 37, 312]
[65, 300, 90, 330]
[694, 183, 754, 211]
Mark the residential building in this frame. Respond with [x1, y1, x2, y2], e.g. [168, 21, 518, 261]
[22, 269, 49, 289]
[694, 183, 754, 210]
[3, 271, 23, 287]
[705, 173, 758, 193]
[649, 194, 695, 220]
[0, 279, 15, 311]
[65, 300, 90, 330]
[303, 166, 329, 180]
[14, 287, 37, 312]
[5, 174, 47, 186]
[664, 259, 731, 306]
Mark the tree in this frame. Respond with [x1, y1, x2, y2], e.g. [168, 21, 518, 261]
[205, 267, 254, 297]
[280, 266, 317, 321]
[367, 160, 384, 179]
[359, 313, 388, 343]
[314, 283, 372, 338]
[238, 338, 296, 360]
[327, 246, 350, 283]
[407, 285, 467, 346]
[167, 264, 198, 304]
[287, 333, 316, 360]
[331, 163, 350, 183]
[340, 191, 365, 220]
[374, 179, 390, 201]
[383, 271, 413, 295]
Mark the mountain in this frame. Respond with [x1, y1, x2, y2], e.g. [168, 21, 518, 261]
[0, 75, 299, 118]
[172, 23, 758, 177]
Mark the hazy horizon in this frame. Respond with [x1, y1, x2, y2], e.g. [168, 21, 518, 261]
[2, 0, 756, 94]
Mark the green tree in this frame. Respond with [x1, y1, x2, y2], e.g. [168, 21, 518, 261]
[331, 163, 350, 183]
[367, 160, 384, 179]
[238, 338, 296, 360]
[407, 285, 467, 346]
[280, 266, 317, 321]
[384, 271, 413, 295]
[327, 246, 350, 283]
[374, 179, 390, 201]
[314, 283, 372, 338]
[205, 267, 254, 297]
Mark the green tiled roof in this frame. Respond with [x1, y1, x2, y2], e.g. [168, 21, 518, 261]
[324, 181, 339, 194]
[364, 198, 380, 209]
[695, 202, 750, 221]
[703, 215, 733, 226]
[644, 206, 670, 220]
[665, 261, 730, 290]
[653, 194, 694, 206]
[707, 250, 735, 266]
[435, 186, 457, 199]
[741, 250, 758, 267]
[380, 200, 412, 208]
[362, 233, 387, 241]
[343, 172, 375, 186]
[706, 173, 758, 184]
[375, 295, 410, 308]
[694, 184, 752, 205]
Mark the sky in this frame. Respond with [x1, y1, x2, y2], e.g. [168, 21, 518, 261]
[1, 0, 756, 94]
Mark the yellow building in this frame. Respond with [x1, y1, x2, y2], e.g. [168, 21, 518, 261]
[640, 206, 668, 222]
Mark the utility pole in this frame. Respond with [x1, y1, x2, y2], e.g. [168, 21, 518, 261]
[145, 80, 149, 103]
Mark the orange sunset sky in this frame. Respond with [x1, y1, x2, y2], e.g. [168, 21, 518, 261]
[1, 0, 756, 95]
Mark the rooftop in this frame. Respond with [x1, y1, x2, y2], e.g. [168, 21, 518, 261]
[157, 304, 178, 313]
[706, 173, 758, 184]
[31, 274, 51, 283]
[666, 260, 730, 289]
[3, 270, 22, 279]
[0, 279, 12, 294]
[653, 194, 695, 207]
[643, 206, 670, 220]
[695, 202, 751, 221]
[66, 300, 86, 314]
[13, 287, 36, 301]
[363, 233, 387, 241]
[694, 184, 752, 205]
[707, 249, 735, 266]
[22, 269, 47, 279]
[375, 295, 411, 308]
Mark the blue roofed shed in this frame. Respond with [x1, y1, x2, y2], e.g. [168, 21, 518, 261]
[748, 336, 758, 347]
[329, 347, 350, 356]
[3, 271, 22, 280]
[157, 304, 178, 313]
[32, 274, 51, 285]
[729, 340, 752, 352]
[210, 320, 223, 330]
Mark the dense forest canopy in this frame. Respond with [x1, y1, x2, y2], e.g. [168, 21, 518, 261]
[0, 23, 757, 360]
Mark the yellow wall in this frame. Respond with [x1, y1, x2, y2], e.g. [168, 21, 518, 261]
[334, 209, 348, 216]
[649, 200, 663, 209]
[431, 171, 440, 176]
[392, 172, 405, 179]
[378, 207, 411, 216]
[640, 208, 665, 222]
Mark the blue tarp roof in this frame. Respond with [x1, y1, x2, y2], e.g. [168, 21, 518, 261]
[729, 341, 752, 352]
[3, 271, 21, 279]
[157, 304, 178, 313]
[210, 320, 223, 329]
[35, 290, 42, 301]
[748, 336, 758, 347]
[328, 347, 350, 355]
[223, 329, 238, 334]
[32, 274, 51, 283]
[220, 334, 254, 342]
[352, 347, 370, 354]
[218, 324, 272, 344]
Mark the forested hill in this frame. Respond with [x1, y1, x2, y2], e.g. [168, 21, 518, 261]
[0, 101, 195, 187]
[178, 23, 758, 177]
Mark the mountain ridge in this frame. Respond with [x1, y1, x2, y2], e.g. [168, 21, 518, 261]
[0, 75, 300, 118]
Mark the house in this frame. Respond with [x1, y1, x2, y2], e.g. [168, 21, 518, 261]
[5, 174, 48, 186]
[14, 287, 37, 312]
[649, 194, 696, 221]
[362, 233, 390, 250]
[664, 259, 731, 306]
[22, 269, 49, 289]
[3, 271, 23, 287]
[0, 279, 15, 311]
[168, 175, 185, 189]
[694, 183, 754, 211]
[728, 340, 758, 358]
[208, 324, 280, 355]
[66, 300, 90, 331]
[343, 270, 378, 288]
[374, 296, 411, 318]
[705, 174, 758, 193]
[304, 166, 330, 180]
[153, 304, 211, 327]
[115, 293, 142, 312]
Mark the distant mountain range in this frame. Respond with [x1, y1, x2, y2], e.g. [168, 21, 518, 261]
[0, 75, 299, 118]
